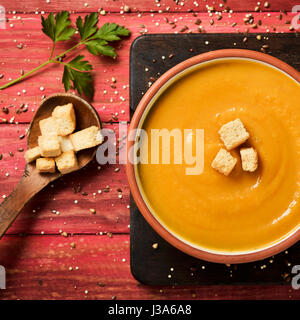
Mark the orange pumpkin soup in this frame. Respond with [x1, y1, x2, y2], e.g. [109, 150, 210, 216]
[137, 58, 300, 253]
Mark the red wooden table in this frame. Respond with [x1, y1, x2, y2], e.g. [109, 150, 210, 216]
[0, 0, 299, 300]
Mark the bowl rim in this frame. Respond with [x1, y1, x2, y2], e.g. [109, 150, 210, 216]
[126, 49, 300, 264]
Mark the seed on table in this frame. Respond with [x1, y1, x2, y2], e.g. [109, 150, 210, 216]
[152, 243, 159, 249]
[264, 1, 270, 8]
[9, 151, 14, 157]
[124, 5, 131, 12]
[243, 37, 248, 43]
[2, 107, 9, 114]
[18, 148, 24, 152]
[180, 25, 188, 32]
[0, 74, 3, 79]
[0, 154, 2, 160]
[97, 282, 105, 287]
[89, 208, 96, 214]
[70, 242, 76, 248]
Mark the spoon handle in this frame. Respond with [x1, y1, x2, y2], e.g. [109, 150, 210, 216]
[0, 168, 52, 239]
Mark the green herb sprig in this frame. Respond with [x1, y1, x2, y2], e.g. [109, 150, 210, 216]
[0, 11, 130, 98]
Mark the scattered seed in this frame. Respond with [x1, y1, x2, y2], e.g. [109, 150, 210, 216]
[180, 25, 188, 32]
[89, 208, 96, 214]
[124, 5, 131, 13]
[152, 243, 159, 249]
[2, 107, 9, 114]
[97, 282, 105, 287]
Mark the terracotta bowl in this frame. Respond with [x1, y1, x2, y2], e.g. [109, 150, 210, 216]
[126, 49, 300, 264]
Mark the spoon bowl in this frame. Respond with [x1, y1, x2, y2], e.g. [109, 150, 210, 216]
[0, 93, 101, 239]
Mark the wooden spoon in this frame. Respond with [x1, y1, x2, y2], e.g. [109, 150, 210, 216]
[0, 93, 101, 239]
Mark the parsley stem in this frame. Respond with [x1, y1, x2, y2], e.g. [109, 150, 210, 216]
[49, 42, 55, 60]
[0, 40, 85, 91]
[0, 60, 53, 90]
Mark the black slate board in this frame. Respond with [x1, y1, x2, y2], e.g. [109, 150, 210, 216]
[129, 33, 300, 285]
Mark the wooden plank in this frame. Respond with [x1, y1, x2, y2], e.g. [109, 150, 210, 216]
[0, 124, 130, 235]
[1, 0, 298, 13]
[0, 234, 299, 300]
[0, 12, 296, 124]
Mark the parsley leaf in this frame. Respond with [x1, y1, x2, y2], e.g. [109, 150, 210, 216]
[76, 12, 98, 41]
[62, 55, 94, 98]
[93, 22, 131, 41]
[86, 40, 117, 58]
[76, 17, 130, 58]
[41, 11, 75, 43]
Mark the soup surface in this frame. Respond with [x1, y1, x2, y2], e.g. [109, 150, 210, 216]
[137, 58, 300, 253]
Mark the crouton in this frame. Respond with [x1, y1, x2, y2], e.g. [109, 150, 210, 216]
[39, 116, 58, 136]
[52, 103, 76, 136]
[240, 147, 258, 172]
[24, 146, 41, 163]
[211, 148, 237, 176]
[218, 118, 249, 150]
[38, 135, 61, 157]
[69, 126, 103, 152]
[36, 157, 56, 173]
[55, 150, 79, 174]
[58, 136, 74, 153]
